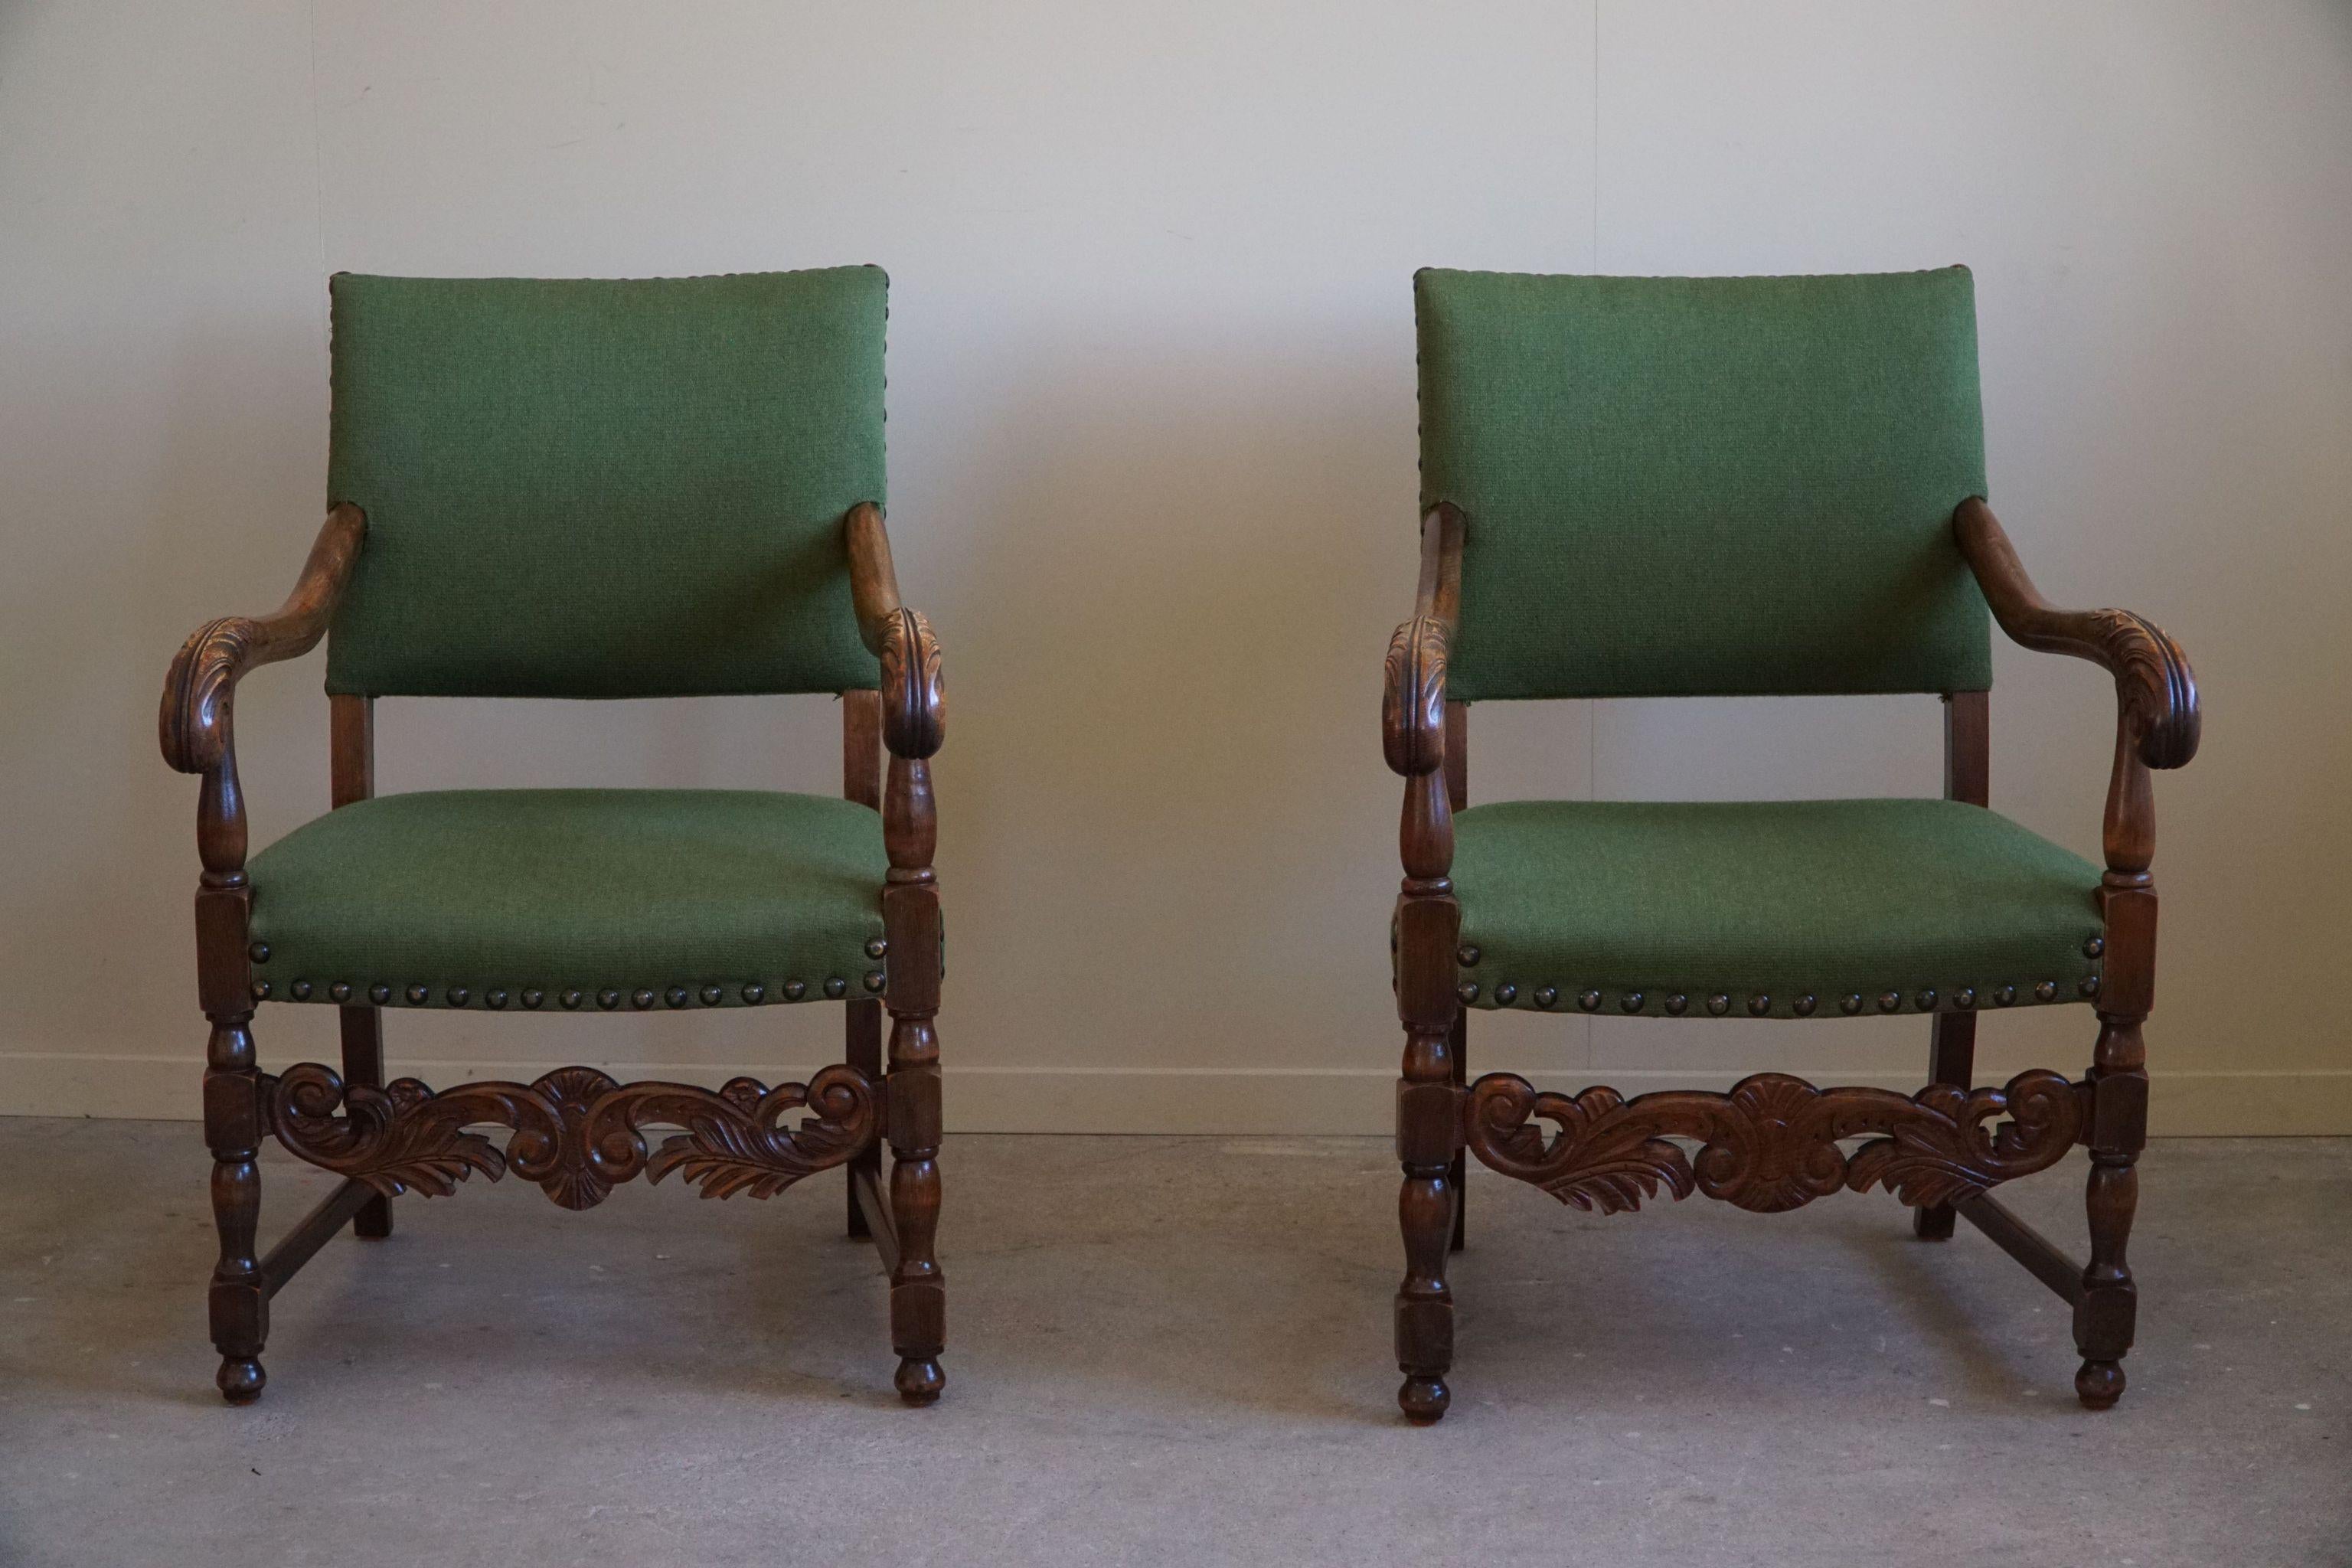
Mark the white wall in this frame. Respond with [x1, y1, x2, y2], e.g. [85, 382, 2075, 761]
[5, 2, 2348, 1132]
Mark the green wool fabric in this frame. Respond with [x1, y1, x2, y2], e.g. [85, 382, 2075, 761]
[247, 790, 887, 1008]
[1416, 268, 1992, 701]
[325, 269, 887, 699]
[1449, 799, 2102, 1015]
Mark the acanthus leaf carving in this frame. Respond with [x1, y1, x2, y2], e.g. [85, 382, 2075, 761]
[266, 1063, 880, 1211]
[1463, 1070, 2083, 1217]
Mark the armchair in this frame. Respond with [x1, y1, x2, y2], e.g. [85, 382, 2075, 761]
[1384, 267, 2199, 1422]
[161, 268, 948, 1405]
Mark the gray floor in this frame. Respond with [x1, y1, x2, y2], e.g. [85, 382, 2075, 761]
[1, 1123, 2344, 1567]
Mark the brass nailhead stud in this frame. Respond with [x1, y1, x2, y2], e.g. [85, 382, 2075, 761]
[864, 970, 887, 995]
[1457, 945, 1481, 968]
[407, 985, 430, 1005]
[2083, 936, 2105, 959]
[521, 988, 544, 1009]
[1841, 994, 1864, 1014]
[328, 982, 351, 1003]
[486, 988, 508, 1009]
[369, 983, 391, 1004]
[290, 980, 313, 1001]
[865, 938, 889, 960]
[701, 985, 724, 1006]
[1620, 991, 1645, 1013]
[1749, 995, 1772, 1017]
[824, 977, 848, 999]
[632, 988, 655, 1010]
[1878, 991, 1902, 1014]
[1533, 986, 1559, 1009]
[1707, 994, 1731, 1016]
[1954, 988, 1976, 1010]
[1457, 982, 1481, 1005]
[251, 980, 271, 1001]
[2079, 975, 2100, 998]
[1994, 984, 2017, 1006]
[596, 989, 620, 1010]
[249, 942, 271, 964]
[447, 986, 469, 1007]
[1793, 994, 1818, 1018]
[1579, 990, 1602, 1012]
[742, 984, 765, 1004]
[665, 987, 690, 1008]
[1915, 990, 1937, 1011]
[785, 980, 807, 1001]
[1665, 994, 1688, 1016]
[562, 989, 584, 1009]
[2034, 980, 2058, 1003]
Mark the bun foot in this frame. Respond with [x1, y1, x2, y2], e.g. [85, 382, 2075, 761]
[895, 1357, 945, 1406]
[2076, 1358, 2125, 1410]
[1399, 1375, 1450, 1424]
[216, 1356, 266, 1405]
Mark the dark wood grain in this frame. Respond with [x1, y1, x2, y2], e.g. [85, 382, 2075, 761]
[847, 498, 950, 1404]
[1443, 699, 1468, 1255]
[266, 1063, 878, 1207]
[162, 505, 367, 1405]
[165, 498, 949, 1406]
[329, 691, 392, 1240]
[1377, 492, 2201, 1420]
[1956, 496, 2197, 1410]
[1463, 1069, 2084, 1214]
[1955, 1193, 2085, 1304]
[1384, 504, 1465, 1423]
[843, 687, 884, 1239]
[1916, 690, 1989, 1240]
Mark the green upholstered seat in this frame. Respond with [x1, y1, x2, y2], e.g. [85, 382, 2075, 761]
[1449, 799, 2103, 1016]
[1415, 267, 1991, 702]
[325, 269, 887, 700]
[247, 790, 887, 1009]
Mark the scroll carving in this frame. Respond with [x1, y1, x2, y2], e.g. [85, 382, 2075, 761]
[1463, 1070, 2084, 1216]
[2090, 608, 2199, 769]
[265, 1063, 880, 1211]
[878, 606, 946, 759]
[1382, 616, 1449, 778]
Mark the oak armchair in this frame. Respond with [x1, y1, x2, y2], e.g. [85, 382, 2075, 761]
[161, 269, 948, 1405]
[1384, 267, 2198, 1423]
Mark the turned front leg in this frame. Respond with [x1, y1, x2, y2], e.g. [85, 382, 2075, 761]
[1393, 769, 1460, 1423]
[883, 749, 945, 1405]
[196, 864, 268, 1403]
[2077, 876, 2154, 1410]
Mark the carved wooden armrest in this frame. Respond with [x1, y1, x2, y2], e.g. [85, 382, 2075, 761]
[1955, 497, 2199, 771]
[159, 505, 368, 776]
[1382, 503, 1464, 779]
[844, 501, 944, 760]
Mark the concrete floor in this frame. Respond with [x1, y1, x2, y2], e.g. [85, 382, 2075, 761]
[0, 1123, 2344, 1567]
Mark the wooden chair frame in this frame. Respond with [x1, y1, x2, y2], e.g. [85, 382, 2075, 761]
[160, 501, 948, 1406]
[1383, 498, 2200, 1423]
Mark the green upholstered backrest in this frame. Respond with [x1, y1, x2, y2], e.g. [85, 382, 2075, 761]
[325, 269, 887, 698]
[1416, 268, 1992, 701]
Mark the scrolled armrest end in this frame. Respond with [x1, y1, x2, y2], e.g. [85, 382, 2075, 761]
[160, 616, 260, 775]
[879, 606, 946, 760]
[2096, 609, 2200, 770]
[1382, 616, 1449, 778]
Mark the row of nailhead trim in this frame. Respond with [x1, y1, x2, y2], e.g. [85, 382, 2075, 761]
[1449, 936, 2105, 1014]
[251, 974, 888, 1007]
[247, 938, 889, 1007]
[1452, 977, 2100, 1013]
